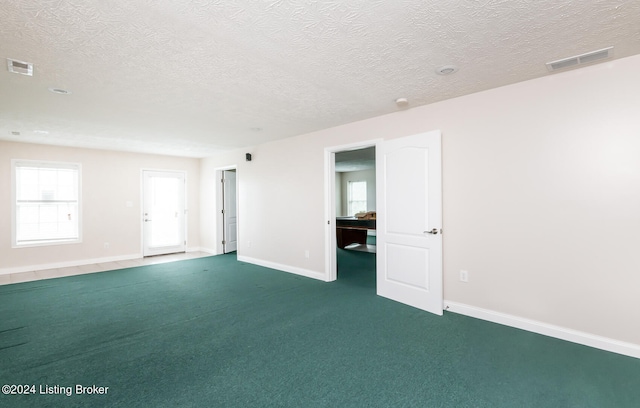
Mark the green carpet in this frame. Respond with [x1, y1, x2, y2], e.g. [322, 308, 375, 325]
[1, 252, 639, 407]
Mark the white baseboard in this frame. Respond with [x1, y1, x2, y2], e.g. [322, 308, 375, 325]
[195, 247, 218, 255]
[186, 246, 218, 254]
[0, 253, 142, 276]
[444, 300, 640, 359]
[237, 255, 327, 281]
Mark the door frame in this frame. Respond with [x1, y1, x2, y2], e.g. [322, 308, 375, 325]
[324, 139, 382, 282]
[140, 169, 187, 257]
[215, 165, 238, 255]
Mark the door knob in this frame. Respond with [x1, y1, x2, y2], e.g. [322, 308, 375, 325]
[145, 219, 152, 222]
[424, 228, 439, 235]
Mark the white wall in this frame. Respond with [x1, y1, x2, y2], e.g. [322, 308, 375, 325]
[0, 142, 201, 273]
[338, 169, 376, 216]
[334, 173, 341, 216]
[200, 54, 640, 347]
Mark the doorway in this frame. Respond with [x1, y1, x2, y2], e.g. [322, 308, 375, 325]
[325, 140, 380, 283]
[222, 169, 237, 253]
[334, 147, 377, 286]
[142, 170, 186, 257]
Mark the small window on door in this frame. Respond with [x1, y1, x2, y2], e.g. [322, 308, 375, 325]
[12, 160, 81, 247]
[347, 180, 367, 216]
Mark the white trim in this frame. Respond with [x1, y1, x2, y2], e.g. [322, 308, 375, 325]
[237, 255, 327, 281]
[0, 253, 142, 276]
[215, 169, 224, 255]
[185, 247, 215, 255]
[444, 300, 640, 359]
[323, 148, 336, 281]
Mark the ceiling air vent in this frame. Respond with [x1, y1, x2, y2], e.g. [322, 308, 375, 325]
[546, 47, 613, 72]
[7, 58, 33, 76]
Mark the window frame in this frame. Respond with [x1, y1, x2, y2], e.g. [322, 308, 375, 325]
[11, 159, 83, 248]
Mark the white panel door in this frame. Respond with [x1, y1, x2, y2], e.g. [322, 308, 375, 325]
[376, 130, 443, 315]
[223, 170, 238, 253]
[142, 171, 186, 256]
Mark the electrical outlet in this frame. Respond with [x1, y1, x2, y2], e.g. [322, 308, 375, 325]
[305, 250, 310, 259]
[459, 270, 469, 282]
[247, 241, 251, 248]
[104, 242, 110, 249]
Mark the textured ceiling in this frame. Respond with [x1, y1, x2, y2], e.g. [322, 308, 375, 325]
[336, 147, 375, 172]
[1, 0, 639, 158]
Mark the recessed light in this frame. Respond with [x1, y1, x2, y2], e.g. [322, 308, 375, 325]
[436, 65, 459, 75]
[48, 87, 72, 95]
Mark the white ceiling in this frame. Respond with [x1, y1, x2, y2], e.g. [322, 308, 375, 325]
[1, 0, 639, 158]
[335, 146, 375, 172]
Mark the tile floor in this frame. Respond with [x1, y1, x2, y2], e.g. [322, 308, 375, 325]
[0, 251, 213, 286]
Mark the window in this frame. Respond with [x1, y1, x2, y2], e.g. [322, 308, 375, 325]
[13, 160, 81, 247]
[347, 180, 367, 216]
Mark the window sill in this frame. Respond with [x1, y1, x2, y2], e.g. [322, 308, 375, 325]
[13, 239, 82, 249]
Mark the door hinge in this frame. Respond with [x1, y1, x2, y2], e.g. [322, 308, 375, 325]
[221, 209, 224, 214]
[222, 240, 226, 245]
[327, 220, 330, 225]
[221, 178, 224, 183]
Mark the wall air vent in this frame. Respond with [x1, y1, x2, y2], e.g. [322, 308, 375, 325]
[7, 58, 33, 76]
[546, 47, 613, 72]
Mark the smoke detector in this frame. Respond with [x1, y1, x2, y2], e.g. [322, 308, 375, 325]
[546, 47, 613, 72]
[7, 58, 33, 76]
[395, 98, 409, 108]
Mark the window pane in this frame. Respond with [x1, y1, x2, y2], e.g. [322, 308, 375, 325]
[40, 204, 58, 223]
[16, 168, 39, 200]
[17, 204, 38, 224]
[348, 181, 367, 216]
[57, 169, 77, 200]
[352, 182, 366, 200]
[150, 177, 182, 247]
[39, 169, 57, 200]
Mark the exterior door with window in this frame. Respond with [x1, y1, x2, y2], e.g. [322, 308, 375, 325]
[142, 171, 186, 256]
